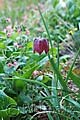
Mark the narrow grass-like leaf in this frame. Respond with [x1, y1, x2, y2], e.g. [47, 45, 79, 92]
[60, 95, 80, 120]
[38, 6, 53, 49]
[66, 48, 80, 81]
[5, 77, 49, 89]
[65, 97, 80, 109]
[70, 72, 80, 88]
[38, 6, 67, 89]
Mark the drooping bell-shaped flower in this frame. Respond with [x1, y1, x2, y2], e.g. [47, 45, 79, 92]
[33, 38, 49, 54]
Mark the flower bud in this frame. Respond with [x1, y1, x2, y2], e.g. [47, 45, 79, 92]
[33, 38, 49, 54]
[7, 63, 13, 67]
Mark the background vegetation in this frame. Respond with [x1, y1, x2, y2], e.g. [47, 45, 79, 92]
[0, 0, 80, 120]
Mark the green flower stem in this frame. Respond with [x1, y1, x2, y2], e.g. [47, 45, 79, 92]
[48, 53, 67, 89]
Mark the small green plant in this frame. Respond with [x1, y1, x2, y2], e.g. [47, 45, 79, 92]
[0, 0, 80, 120]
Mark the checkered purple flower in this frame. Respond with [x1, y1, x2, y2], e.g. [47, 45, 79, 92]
[33, 38, 49, 54]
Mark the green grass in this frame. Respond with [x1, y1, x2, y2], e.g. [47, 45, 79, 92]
[0, 0, 80, 120]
